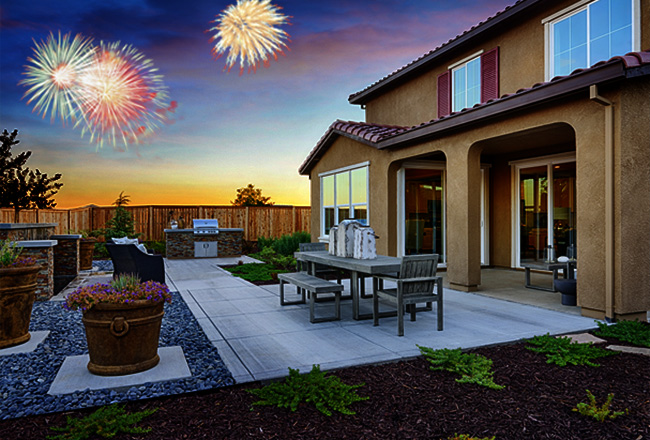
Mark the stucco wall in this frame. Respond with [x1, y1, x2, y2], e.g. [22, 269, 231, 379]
[310, 75, 650, 318]
[363, 0, 650, 126]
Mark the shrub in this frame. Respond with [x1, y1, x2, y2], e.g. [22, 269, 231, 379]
[144, 240, 166, 256]
[272, 231, 311, 256]
[248, 364, 368, 416]
[572, 389, 628, 422]
[48, 403, 157, 439]
[257, 236, 276, 251]
[594, 320, 650, 348]
[526, 334, 617, 367]
[418, 346, 504, 390]
[254, 246, 297, 271]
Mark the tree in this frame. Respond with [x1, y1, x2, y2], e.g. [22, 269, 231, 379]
[0, 129, 63, 222]
[103, 192, 139, 240]
[231, 184, 274, 207]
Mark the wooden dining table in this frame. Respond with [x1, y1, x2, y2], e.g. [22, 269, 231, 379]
[295, 251, 402, 320]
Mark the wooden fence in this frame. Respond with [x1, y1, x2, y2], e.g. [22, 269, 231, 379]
[0, 205, 312, 242]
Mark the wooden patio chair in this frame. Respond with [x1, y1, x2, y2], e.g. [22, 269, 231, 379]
[372, 254, 443, 336]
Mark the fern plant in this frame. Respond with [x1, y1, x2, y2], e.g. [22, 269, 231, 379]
[418, 346, 504, 390]
[526, 334, 617, 367]
[573, 390, 628, 422]
[248, 364, 368, 416]
[594, 320, 650, 348]
[48, 404, 157, 440]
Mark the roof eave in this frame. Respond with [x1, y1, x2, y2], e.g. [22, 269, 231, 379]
[376, 61, 627, 149]
[348, 0, 545, 106]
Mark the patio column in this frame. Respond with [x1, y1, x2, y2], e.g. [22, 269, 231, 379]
[445, 146, 482, 291]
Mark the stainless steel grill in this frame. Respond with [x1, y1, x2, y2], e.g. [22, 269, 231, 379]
[193, 219, 219, 235]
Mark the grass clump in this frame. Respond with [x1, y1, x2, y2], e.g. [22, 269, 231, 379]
[418, 346, 504, 390]
[573, 389, 628, 422]
[224, 262, 289, 282]
[248, 364, 368, 416]
[526, 334, 617, 367]
[594, 320, 650, 348]
[48, 404, 156, 439]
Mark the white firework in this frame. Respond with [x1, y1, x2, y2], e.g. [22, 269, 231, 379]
[209, 0, 290, 74]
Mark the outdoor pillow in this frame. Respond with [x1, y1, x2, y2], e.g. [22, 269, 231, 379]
[136, 243, 150, 254]
[112, 237, 139, 245]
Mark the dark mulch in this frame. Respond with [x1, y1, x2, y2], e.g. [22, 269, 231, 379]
[2, 337, 649, 440]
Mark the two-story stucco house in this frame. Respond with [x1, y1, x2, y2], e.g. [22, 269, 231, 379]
[299, 0, 650, 321]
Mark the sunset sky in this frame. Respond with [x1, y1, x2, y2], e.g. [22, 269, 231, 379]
[1, 0, 513, 208]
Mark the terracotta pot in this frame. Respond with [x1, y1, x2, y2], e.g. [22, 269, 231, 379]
[0, 265, 40, 349]
[82, 300, 164, 376]
[79, 238, 97, 271]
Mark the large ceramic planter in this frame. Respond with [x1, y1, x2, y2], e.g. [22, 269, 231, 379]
[0, 265, 40, 349]
[82, 300, 164, 375]
[79, 238, 97, 271]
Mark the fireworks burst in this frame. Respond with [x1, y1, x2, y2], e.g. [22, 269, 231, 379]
[75, 41, 170, 148]
[20, 32, 96, 123]
[21, 34, 172, 149]
[209, 0, 290, 74]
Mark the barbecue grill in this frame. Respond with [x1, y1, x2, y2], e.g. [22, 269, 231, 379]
[193, 219, 219, 257]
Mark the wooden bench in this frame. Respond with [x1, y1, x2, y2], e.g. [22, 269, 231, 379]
[278, 272, 344, 323]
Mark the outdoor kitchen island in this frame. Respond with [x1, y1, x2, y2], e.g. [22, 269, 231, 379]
[164, 222, 243, 259]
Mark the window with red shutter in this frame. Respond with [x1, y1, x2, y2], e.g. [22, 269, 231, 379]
[480, 47, 499, 102]
[437, 71, 451, 118]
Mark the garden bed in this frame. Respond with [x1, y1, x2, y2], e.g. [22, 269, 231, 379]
[1, 326, 648, 439]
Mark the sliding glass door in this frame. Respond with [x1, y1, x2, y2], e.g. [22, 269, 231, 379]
[403, 168, 445, 256]
[516, 156, 576, 265]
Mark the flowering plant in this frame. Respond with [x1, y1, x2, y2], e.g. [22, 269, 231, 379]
[0, 240, 36, 268]
[64, 274, 172, 312]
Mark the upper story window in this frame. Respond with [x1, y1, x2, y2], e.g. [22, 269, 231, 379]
[452, 57, 481, 112]
[545, 0, 638, 79]
[320, 163, 368, 237]
[437, 47, 499, 118]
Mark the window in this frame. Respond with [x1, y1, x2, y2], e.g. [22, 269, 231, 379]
[547, 0, 636, 78]
[452, 57, 481, 112]
[321, 164, 368, 237]
[437, 47, 499, 118]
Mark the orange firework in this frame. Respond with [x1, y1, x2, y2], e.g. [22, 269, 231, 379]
[209, 0, 291, 74]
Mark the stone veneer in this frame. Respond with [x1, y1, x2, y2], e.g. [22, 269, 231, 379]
[0, 223, 56, 240]
[165, 229, 243, 259]
[51, 234, 81, 295]
[17, 240, 57, 300]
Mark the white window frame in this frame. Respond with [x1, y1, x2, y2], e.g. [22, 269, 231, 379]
[319, 162, 370, 241]
[451, 54, 482, 112]
[397, 161, 490, 265]
[543, 0, 641, 81]
[510, 152, 577, 268]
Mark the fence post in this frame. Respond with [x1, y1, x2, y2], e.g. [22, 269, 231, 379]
[245, 206, 249, 241]
[148, 206, 153, 241]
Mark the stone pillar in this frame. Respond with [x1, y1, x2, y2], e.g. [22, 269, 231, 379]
[17, 240, 57, 301]
[51, 234, 82, 295]
[445, 146, 482, 291]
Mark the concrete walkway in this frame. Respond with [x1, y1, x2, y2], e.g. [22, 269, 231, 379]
[165, 258, 600, 384]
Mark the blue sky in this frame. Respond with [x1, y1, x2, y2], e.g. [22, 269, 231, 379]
[0, 0, 513, 207]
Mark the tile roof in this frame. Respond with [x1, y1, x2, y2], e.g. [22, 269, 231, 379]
[299, 51, 650, 175]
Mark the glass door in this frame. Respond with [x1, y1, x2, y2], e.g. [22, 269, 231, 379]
[516, 157, 577, 266]
[520, 166, 548, 264]
[404, 168, 444, 257]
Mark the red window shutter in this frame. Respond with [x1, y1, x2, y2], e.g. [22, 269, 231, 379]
[437, 70, 451, 118]
[481, 47, 499, 103]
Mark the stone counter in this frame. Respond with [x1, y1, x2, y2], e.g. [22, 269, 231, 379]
[165, 228, 243, 259]
[0, 223, 57, 241]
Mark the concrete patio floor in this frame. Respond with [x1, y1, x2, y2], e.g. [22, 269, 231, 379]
[163, 258, 599, 383]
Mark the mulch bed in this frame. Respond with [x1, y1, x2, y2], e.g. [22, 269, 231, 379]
[2, 334, 649, 439]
